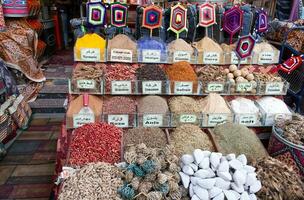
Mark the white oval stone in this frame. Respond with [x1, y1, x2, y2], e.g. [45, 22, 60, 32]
[237, 154, 247, 166]
[250, 180, 262, 193]
[221, 156, 228, 162]
[202, 150, 211, 157]
[231, 190, 241, 199]
[244, 165, 256, 173]
[231, 182, 245, 193]
[249, 194, 257, 200]
[213, 192, 225, 200]
[193, 149, 205, 164]
[199, 157, 210, 169]
[179, 172, 190, 189]
[206, 168, 216, 178]
[226, 154, 236, 161]
[218, 160, 229, 172]
[183, 165, 195, 176]
[215, 177, 231, 190]
[189, 183, 194, 197]
[240, 191, 250, 200]
[210, 153, 221, 169]
[189, 163, 199, 172]
[209, 187, 222, 198]
[191, 177, 201, 185]
[233, 170, 247, 187]
[197, 178, 216, 190]
[229, 159, 244, 170]
[218, 171, 232, 181]
[194, 187, 209, 200]
[194, 169, 209, 179]
[246, 173, 257, 186]
[182, 154, 194, 165]
[191, 194, 200, 200]
[224, 190, 239, 200]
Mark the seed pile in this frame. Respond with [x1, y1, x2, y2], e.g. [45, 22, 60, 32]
[179, 151, 261, 200]
[213, 123, 268, 162]
[253, 157, 304, 200]
[170, 124, 214, 157]
[124, 128, 168, 149]
[287, 29, 304, 52]
[169, 96, 201, 114]
[168, 39, 194, 55]
[119, 143, 184, 200]
[196, 65, 226, 82]
[107, 34, 137, 54]
[68, 123, 122, 166]
[276, 114, 304, 146]
[103, 96, 136, 114]
[253, 71, 282, 82]
[137, 96, 169, 114]
[72, 63, 105, 83]
[136, 64, 168, 93]
[58, 162, 123, 200]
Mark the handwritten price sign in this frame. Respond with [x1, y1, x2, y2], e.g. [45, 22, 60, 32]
[108, 115, 129, 128]
[236, 83, 253, 92]
[180, 114, 197, 123]
[207, 83, 224, 92]
[143, 114, 163, 127]
[80, 48, 101, 62]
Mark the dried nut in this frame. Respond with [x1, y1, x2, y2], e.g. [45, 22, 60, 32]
[233, 70, 242, 78]
[224, 68, 230, 74]
[241, 68, 249, 77]
[236, 77, 245, 83]
[229, 65, 238, 72]
[227, 73, 234, 79]
[246, 74, 255, 81]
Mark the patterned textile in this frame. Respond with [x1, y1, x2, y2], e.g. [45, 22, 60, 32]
[0, 97, 14, 143]
[0, 19, 45, 82]
[8, 94, 32, 129]
[0, 60, 19, 96]
[0, 4, 5, 31]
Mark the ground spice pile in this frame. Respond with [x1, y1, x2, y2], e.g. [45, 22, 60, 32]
[169, 96, 201, 114]
[59, 162, 123, 200]
[193, 36, 223, 53]
[107, 34, 137, 54]
[213, 123, 268, 162]
[253, 157, 304, 200]
[170, 124, 214, 157]
[167, 38, 194, 55]
[138, 96, 168, 114]
[199, 93, 231, 113]
[68, 123, 122, 166]
[72, 63, 105, 82]
[136, 64, 168, 93]
[103, 96, 136, 114]
[119, 143, 184, 200]
[123, 128, 168, 149]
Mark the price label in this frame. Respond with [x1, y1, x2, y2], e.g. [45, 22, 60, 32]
[236, 82, 253, 92]
[110, 49, 133, 63]
[203, 52, 220, 64]
[142, 81, 162, 94]
[239, 114, 257, 126]
[111, 81, 132, 94]
[142, 50, 161, 63]
[76, 80, 96, 89]
[143, 114, 163, 127]
[258, 52, 274, 64]
[80, 48, 101, 62]
[207, 83, 224, 92]
[265, 82, 284, 95]
[231, 52, 248, 64]
[174, 82, 193, 95]
[208, 114, 228, 126]
[60, 167, 77, 180]
[173, 51, 191, 62]
[73, 114, 95, 128]
[108, 115, 129, 128]
[180, 115, 197, 123]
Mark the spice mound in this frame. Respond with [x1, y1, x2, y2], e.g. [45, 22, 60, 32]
[59, 162, 123, 200]
[72, 63, 105, 82]
[212, 123, 268, 162]
[124, 127, 168, 149]
[68, 122, 122, 166]
[170, 124, 214, 157]
[253, 157, 304, 200]
[196, 65, 226, 82]
[103, 96, 136, 114]
[193, 37, 223, 53]
[231, 97, 259, 114]
[118, 143, 183, 200]
[199, 93, 231, 114]
[168, 38, 194, 55]
[107, 34, 137, 54]
[138, 96, 168, 114]
[169, 96, 201, 114]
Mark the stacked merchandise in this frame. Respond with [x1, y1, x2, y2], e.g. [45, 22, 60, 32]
[55, 1, 304, 199]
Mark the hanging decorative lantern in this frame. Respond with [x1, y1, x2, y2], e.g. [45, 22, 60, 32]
[255, 9, 268, 34]
[87, 1, 106, 27]
[222, 6, 243, 44]
[197, 2, 216, 27]
[168, 3, 187, 39]
[235, 35, 256, 59]
[110, 3, 128, 28]
[142, 5, 162, 37]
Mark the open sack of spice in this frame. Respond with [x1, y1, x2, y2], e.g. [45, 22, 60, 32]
[179, 150, 262, 200]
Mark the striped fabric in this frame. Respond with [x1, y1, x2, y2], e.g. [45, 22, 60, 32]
[276, 0, 292, 20]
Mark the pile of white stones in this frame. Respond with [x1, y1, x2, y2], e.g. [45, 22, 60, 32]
[179, 149, 262, 200]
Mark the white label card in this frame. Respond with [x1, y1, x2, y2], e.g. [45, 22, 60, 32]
[143, 114, 163, 127]
[231, 52, 248, 64]
[108, 115, 129, 128]
[258, 52, 274, 64]
[239, 114, 257, 126]
[265, 82, 284, 95]
[236, 83, 253, 92]
[208, 114, 228, 126]
[73, 114, 95, 128]
[110, 49, 133, 63]
[174, 82, 193, 95]
[80, 48, 101, 62]
[207, 83, 224, 92]
[142, 50, 161, 63]
[203, 52, 220, 64]
[142, 81, 162, 94]
[180, 114, 197, 123]
[173, 51, 191, 62]
[111, 81, 132, 94]
[76, 80, 96, 89]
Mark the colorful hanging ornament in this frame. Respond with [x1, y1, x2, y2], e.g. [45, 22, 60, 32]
[274, 55, 304, 74]
[2, 0, 29, 17]
[222, 6, 244, 44]
[142, 5, 162, 37]
[110, 3, 128, 28]
[255, 9, 268, 34]
[168, 3, 187, 39]
[235, 34, 256, 59]
[87, 1, 106, 27]
[198, 2, 216, 27]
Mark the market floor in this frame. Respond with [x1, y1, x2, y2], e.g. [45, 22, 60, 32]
[0, 117, 62, 199]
